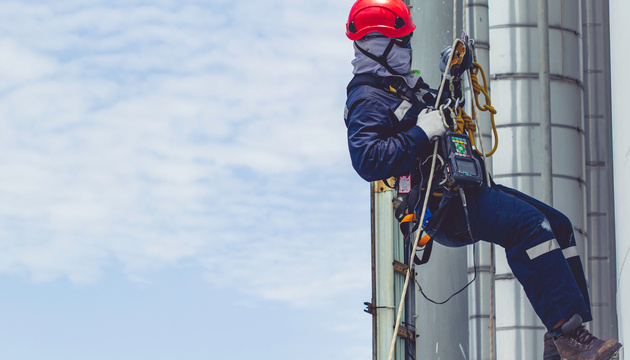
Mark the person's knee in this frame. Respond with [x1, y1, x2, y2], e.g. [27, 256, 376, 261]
[503, 213, 554, 251]
[548, 211, 576, 248]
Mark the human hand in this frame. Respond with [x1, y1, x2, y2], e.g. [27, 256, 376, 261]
[416, 108, 446, 140]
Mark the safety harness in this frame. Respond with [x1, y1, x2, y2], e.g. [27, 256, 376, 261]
[346, 72, 438, 108]
[347, 71, 455, 262]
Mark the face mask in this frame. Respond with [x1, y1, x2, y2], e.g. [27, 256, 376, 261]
[352, 35, 412, 76]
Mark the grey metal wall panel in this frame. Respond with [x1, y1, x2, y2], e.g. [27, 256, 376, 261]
[582, 0, 618, 340]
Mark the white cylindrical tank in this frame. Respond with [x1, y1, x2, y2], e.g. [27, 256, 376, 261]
[488, 0, 586, 358]
[610, 0, 630, 357]
[411, 1, 470, 359]
[465, 1, 497, 359]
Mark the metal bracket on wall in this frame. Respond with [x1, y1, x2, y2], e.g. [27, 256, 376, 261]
[373, 177, 396, 193]
[397, 324, 417, 340]
[393, 260, 410, 276]
[364, 301, 395, 315]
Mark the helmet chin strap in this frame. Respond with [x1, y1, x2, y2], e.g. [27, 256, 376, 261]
[354, 39, 405, 76]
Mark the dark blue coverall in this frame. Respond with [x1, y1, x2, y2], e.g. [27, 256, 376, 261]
[344, 75, 592, 331]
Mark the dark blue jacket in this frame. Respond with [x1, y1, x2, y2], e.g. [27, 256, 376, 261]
[344, 77, 434, 181]
[344, 76, 594, 330]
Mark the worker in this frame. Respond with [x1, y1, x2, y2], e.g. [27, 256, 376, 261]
[343, 1, 623, 359]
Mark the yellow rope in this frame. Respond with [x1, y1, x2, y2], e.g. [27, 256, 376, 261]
[454, 107, 476, 134]
[452, 62, 499, 157]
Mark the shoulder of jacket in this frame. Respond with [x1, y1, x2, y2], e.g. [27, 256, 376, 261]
[345, 84, 417, 125]
[347, 84, 404, 108]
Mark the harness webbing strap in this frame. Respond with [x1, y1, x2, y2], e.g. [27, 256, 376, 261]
[346, 73, 439, 112]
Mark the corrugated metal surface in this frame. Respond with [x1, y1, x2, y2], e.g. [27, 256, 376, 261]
[581, 0, 618, 341]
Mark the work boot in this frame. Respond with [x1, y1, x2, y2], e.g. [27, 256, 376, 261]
[554, 314, 623, 360]
[544, 331, 561, 359]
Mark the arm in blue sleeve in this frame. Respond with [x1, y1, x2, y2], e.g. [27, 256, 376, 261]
[346, 97, 433, 181]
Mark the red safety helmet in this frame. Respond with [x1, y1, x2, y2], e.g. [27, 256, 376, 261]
[346, 0, 416, 41]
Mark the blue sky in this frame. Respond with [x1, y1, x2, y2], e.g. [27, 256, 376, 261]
[0, 1, 373, 359]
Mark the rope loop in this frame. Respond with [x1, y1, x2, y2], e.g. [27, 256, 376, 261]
[464, 62, 499, 157]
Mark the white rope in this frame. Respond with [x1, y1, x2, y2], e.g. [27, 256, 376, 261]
[387, 141, 439, 360]
[387, 37, 461, 360]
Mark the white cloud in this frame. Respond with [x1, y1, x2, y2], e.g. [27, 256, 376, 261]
[0, 38, 58, 89]
[0, 0, 368, 313]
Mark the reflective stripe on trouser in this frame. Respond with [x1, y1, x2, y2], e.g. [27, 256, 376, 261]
[496, 184, 592, 323]
[439, 184, 591, 331]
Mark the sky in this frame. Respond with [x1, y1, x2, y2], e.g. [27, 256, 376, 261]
[0, 1, 373, 359]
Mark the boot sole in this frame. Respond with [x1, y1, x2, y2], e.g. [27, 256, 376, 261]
[600, 343, 622, 360]
[559, 343, 622, 360]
